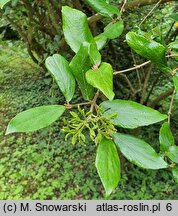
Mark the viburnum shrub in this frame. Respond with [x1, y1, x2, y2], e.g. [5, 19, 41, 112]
[4, 0, 178, 196]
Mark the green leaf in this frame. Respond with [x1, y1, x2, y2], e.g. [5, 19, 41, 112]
[101, 100, 167, 129]
[113, 133, 168, 169]
[69, 43, 94, 100]
[173, 74, 178, 91]
[86, 62, 115, 101]
[0, 0, 10, 8]
[94, 21, 124, 50]
[159, 122, 174, 152]
[95, 138, 120, 196]
[45, 54, 75, 103]
[85, 0, 120, 17]
[126, 32, 171, 74]
[167, 146, 178, 163]
[94, 34, 107, 50]
[168, 41, 178, 50]
[6, 105, 66, 134]
[62, 6, 101, 65]
[103, 21, 124, 39]
[169, 13, 178, 22]
[168, 42, 178, 61]
[62, 6, 94, 53]
[172, 167, 178, 184]
[87, 42, 101, 66]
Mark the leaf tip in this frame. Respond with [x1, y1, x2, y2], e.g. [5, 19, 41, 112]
[5, 125, 15, 135]
[108, 93, 115, 101]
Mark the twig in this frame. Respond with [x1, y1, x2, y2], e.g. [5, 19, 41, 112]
[120, 0, 127, 14]
[140, 64, 153, 104]
[125, 0, 174, 10]
[87, 0, 174, 25]
[168, 89, 176, 124]
[114, 61, 151, 75]
[114, 54, 178, 75]
[165, 21, 175, 42]
[145, 71, 162, 104]
[131, 50, 142, 89]
[64, 101, 92, 109]
[167, 27, 178, 43]
[119, 74, 136, 95]
[139, 0, 162, 27]
[64, 90, 100, 111]
[148, 88, 174, 108]
[90, 90, 100, 112]
[88, 13, 102, 25]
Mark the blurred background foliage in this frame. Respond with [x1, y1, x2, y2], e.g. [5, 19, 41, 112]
[0, 0, 178, 199]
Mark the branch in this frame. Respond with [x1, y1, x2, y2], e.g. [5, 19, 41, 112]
[64, 101, 92, 109]
[167, 27, 178, 43]
[88, 0, 174, 24]
[140, 64, 153, 104]
[147, 88, 174, 108]
[165, 21, 175, 42]
[114, 61, 151, 75]
[139, 0, 162, 26]
[114, 54, 178, 75]
[120, 0, 127, 14]
[44, 0, 60, 35]
[64, 90, 100, 112]
[119, 74, 136, 95]
[90, 90, 100, 112]
[145, 71, 162, 104]
[168, 89, 176, 124]
[125, 0, 174, 10]
[88, 13, 102, 24]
